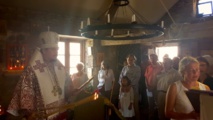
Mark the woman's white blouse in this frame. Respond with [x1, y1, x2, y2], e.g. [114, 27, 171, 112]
[97, 69, 115, 91]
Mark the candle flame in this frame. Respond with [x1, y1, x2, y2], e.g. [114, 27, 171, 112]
[93, 92, 99, 100]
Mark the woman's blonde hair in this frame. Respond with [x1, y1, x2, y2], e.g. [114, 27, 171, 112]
[76, 62, 84, 70]
[179, 56, 199, 76]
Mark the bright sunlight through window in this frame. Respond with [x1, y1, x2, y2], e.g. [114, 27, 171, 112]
[69, 43, 81, 74]
[57, 41, 81, 75]
[198, 0, 213, 16]
[156, 46, 178, 62]
[58, 42, 65, 65]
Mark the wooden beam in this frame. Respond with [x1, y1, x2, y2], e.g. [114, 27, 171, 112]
[100, 31, 167, 46]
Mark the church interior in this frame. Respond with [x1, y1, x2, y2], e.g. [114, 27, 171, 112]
[1, 0, 213, 119]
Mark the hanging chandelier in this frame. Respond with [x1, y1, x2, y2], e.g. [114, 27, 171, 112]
[79, 0, 164, 40]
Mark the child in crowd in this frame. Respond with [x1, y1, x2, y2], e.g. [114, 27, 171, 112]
[118, 76, 135, 120]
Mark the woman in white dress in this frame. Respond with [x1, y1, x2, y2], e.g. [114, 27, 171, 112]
[97, 60, 115, 99]
[119, 76, 135, 120]
[165, 56, 210, 120]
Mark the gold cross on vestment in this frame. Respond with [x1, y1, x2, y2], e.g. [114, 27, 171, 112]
[52, 86, 62, 96]
[52, 86, 58, 96]
[58, 87, 62, 95]
[33, 60, 46, 72]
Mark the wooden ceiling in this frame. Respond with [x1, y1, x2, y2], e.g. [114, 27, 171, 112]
[0, 0, 178, 24]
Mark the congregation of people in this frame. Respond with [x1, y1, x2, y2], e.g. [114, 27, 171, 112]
[6, 30, 213, 120]
[101, 53, 213, 120]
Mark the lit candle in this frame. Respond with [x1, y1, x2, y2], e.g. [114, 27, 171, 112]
[80, 21, 83, 29]
[127, 30, 130, 36]
[111, 29, 114, 36]
[107, 14, 110, 23]
[87, 18, 90, 25]
[132, 14, 136, 22]
[94, 92, 99, 100]
[95, 30, 98, 35]
[161, 21, 164, 28]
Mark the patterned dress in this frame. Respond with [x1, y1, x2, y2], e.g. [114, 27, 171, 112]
[7, 59, 73, 120]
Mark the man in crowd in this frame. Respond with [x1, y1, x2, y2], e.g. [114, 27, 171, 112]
[7, 31, 74, 119]
[144, 54, 163, 120]
[203, 55, 213, 77]
[156, 57, 182, 120]
[197, 56, 213, 90]
[172, 57, 180, 70]
[119, 54, 141, 120]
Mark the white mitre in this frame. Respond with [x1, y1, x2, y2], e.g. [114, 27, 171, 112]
[39, 31, 59, 48]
